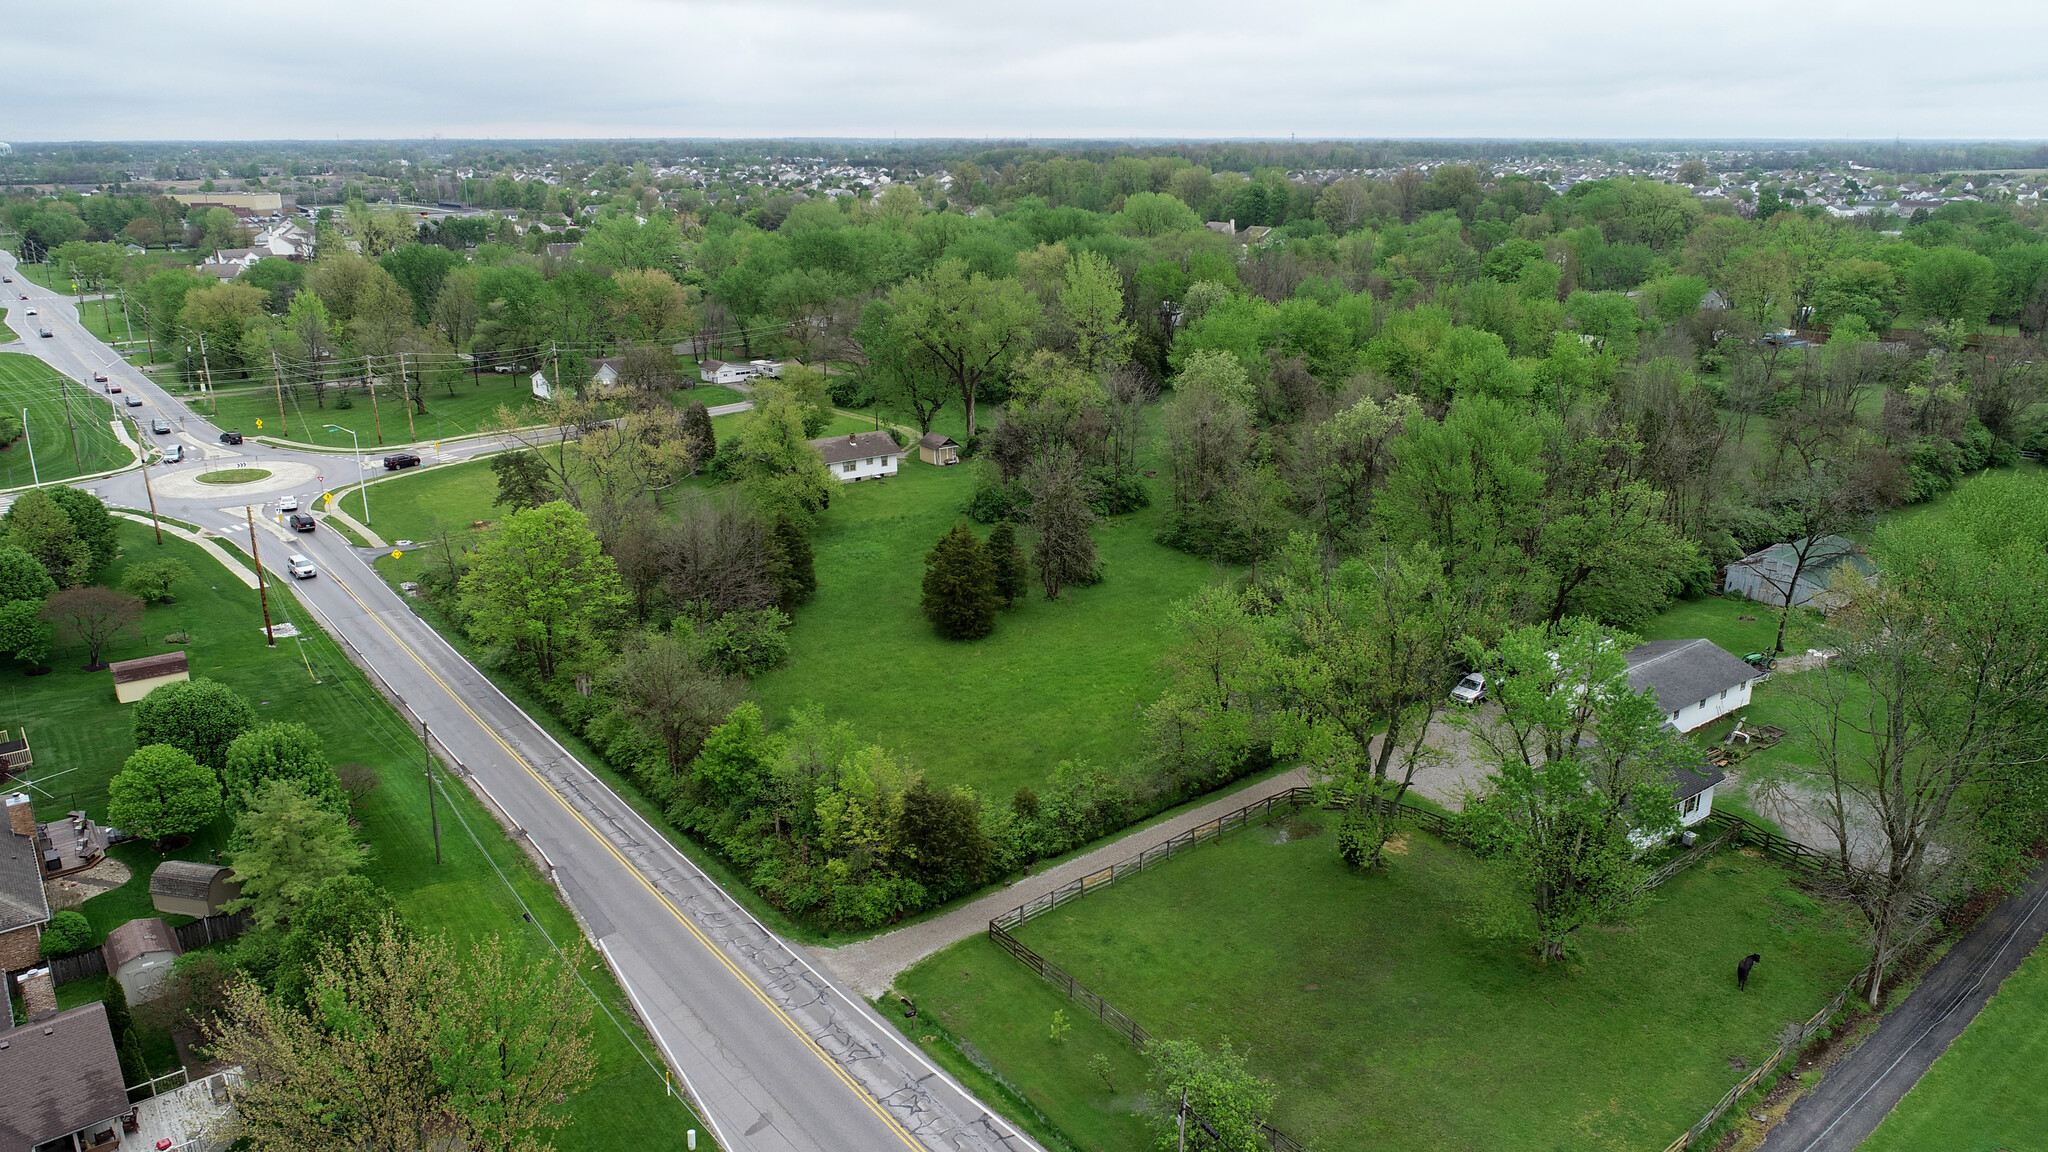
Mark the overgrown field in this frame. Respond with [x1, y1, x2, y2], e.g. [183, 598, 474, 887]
[750, 449, 1224, 799]
[4, 522, 701, 1150]
[894, 822, 1869, 1152]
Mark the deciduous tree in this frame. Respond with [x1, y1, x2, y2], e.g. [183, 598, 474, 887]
[133, 677, 258, 770]
[227, 778, 366, 929]
[885, 259, 1039, 435]
[603, 633, 744, 776]
[459, 501, 627, 681]
[41, 586, 142, 670]
[108, 744, 222, 845]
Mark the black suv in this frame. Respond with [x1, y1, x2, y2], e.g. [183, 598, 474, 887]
[383, 452, 422, 470]
[288, 513, 316, 532]
[219, 429, 243, 445]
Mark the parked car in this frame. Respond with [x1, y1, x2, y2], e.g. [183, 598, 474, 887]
[1450, 672, 1487, 706]
[150, 418, 171, 434]
[286, 554, 317, 579]
[162, 444, 183, 463]
[92, 371, 108, 382]
[124, 395, 141, 407]
[288, 512, 316, 532]
[278, 495, 299, 511]
[219, 430, 243, 445]
[383, 452, 422, 470]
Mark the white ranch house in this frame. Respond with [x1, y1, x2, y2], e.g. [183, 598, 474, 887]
[812, 431, 900, 481]
[1623, 638, 1761, 734]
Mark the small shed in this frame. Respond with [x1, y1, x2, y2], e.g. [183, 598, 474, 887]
[150, 860, 241, 918]
[103, 917, 183, 1004]
[917, 432, 960, 466]
[1724, 535, 1874, 609]
[109, 651, 189, 704]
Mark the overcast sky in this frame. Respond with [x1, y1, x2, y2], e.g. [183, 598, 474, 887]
[3, 0, 2043, 142]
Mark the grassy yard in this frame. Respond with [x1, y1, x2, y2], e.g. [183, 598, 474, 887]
[894, 823, 1869, 1152]
[4, 522, 703, 1150]
[0, 307, 13, 342]
[1861, 935, 2048, 1152]
[751, 445, 1223, 800]
[0, 351, 134, 487]
[1635, 593, 1819, 661]
[208, 373, 542, 446]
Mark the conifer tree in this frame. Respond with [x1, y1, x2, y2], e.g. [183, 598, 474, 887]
[921, 523, 997, 640]
[682, 399, 716, 467]
[986, 521, 1029, 608]
[768, 516, 816, 610]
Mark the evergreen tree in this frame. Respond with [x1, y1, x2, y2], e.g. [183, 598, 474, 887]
[101, 971, 148, 1086]
[921, 523, 997, 640]
[767, 516, 816, 610]
[986, 522, 1028, 608]
[682, 400, 716, 467]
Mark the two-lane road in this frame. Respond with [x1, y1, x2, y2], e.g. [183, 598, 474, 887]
[1, 252, 1037, 1152]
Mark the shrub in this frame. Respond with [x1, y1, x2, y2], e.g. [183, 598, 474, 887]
[697, 608, 792, 677]
[38, 910, 93, 957]
[1085, 465, 1150, 515]
[121, 558, 193, 604]
[965, 472, 1031, 524]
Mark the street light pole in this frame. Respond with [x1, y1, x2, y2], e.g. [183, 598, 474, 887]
[326, 424, 369, 526]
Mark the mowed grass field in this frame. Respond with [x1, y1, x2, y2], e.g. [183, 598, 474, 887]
[895, 824, 1869, 1152]
[1861, 935, 2048, 1152]
[0, 351, 133, 487]
[208, 372, 542, 447]
[6, 522, 703, 1150]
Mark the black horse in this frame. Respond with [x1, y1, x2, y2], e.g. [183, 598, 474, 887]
[1738, 953, 1762, 991]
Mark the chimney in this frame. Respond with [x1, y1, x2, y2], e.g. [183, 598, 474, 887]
[848, 434, 857, 444]
[19, 966, 56, 1022]
[5, 792, 31, 837]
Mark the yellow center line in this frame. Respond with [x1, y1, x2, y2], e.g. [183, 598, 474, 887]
[325, 568, 925, 1151]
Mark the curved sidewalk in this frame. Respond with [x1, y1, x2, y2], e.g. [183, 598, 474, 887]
[812, 766, 1310, 998]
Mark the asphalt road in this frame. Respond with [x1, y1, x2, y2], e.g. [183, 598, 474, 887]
[1756, 856, 2048, 1152]
[0, 254, 1037, 1152]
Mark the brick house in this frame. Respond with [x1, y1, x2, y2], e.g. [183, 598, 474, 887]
[1, 792, 51, 972]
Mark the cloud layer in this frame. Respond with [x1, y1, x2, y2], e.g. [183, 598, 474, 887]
[4, 0, 2043, 141]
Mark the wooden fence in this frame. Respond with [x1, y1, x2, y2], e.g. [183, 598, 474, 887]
[985, 785, 1951, 1152]
[43, 910, 253, 986]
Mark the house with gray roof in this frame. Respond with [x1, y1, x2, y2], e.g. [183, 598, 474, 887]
[1, 792, 51, 972]
[1624, 638, 1761, 734]
[0, 1002, 129, 1152]
[810, 431, 900, 482]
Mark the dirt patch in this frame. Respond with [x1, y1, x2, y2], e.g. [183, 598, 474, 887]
[1261, 817, 1324, 845]
[1382, 833, 1410, 856]
[44, 857, 133, 911]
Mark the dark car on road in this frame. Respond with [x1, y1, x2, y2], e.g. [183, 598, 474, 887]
[383, 452, 422, 470]
[219, 430, 243, 445]
[151, 419, 171, 434]
[288, 513, 316, 532]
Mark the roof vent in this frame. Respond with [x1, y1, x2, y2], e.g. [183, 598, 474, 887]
[43, 1026, 54, 1035]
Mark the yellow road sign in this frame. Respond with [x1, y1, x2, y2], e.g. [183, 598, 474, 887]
[390, 550, 403, 560]
[255, 418, 264, 429]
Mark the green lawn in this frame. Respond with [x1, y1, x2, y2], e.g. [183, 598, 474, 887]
[1636, 593, 1819, 661]
[208, 373, 542, 447]
[0, 351, 134, 487]
[5, 523, 703, 1149]
[675, 384, 747, 408]
[895, 824, 1869, 1152]
[751, 443, 1222, 800]
[1861, 935, 2048, 1152]
[0, 308, 13, 343]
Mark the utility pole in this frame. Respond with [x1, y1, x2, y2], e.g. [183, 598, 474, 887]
[20, 408, 37, 487]
[197, 331, 217, 415]
[246, 505, 276, 647]
[133, 417, 162, 544]
[421, 718, 442, 865]
[367, 355, 384, 445]
[58, 370, 79, 472]
[269, 350, 289, 436]
[399, 351, 417, 441]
